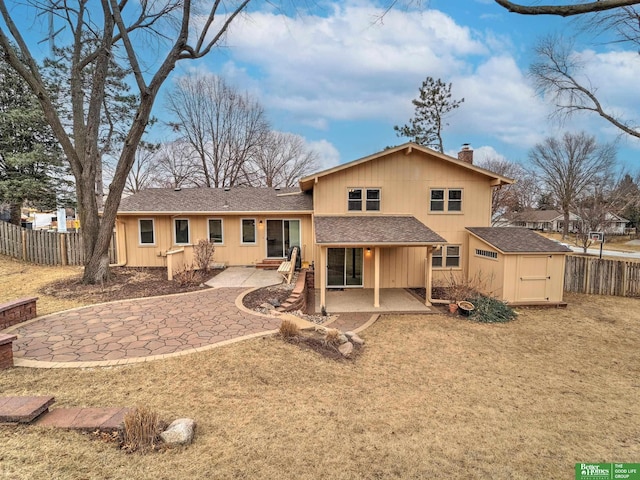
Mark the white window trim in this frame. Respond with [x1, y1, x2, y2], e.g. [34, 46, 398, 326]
[173, 218, 190, 245]
[207, 217, 224, 245]
[138, 218, 155, 246]
[241, 218, 257, 245]
[429, 188, 464, 213]
[475, 248, 498, 261]
[365, 188, 381, 212]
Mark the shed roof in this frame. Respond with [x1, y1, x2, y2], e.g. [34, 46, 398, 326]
[315, 216, 446, 245]
[117, 187, 313, 214]
[299, 143, 514, 192]
[466, 227, 572, 254]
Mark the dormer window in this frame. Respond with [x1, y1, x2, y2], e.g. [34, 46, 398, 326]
[348, 188, 381, 212]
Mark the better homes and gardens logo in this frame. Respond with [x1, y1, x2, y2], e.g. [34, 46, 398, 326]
[575, 463, 640, 480]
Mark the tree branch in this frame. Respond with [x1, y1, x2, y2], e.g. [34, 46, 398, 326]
[494, 0, 640, 17]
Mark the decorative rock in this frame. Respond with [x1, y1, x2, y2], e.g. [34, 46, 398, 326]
[260, 302, 275, 310]
[160, 418, 196, 446]
[268, 298, 281, 307]
[345, 331, 365, 345]
[337, 333, 349, 345]
[338, 341, 354, 357]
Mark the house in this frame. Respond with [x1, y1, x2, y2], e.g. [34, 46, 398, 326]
[499, 209, 628, 236]
[114, 143, 572, 306]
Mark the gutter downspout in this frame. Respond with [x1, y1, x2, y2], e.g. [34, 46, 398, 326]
[110, 220, 127, 267]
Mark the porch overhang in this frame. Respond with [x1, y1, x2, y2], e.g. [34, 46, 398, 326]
[314, 215, 446, 245]
[314, 216, 446, 310]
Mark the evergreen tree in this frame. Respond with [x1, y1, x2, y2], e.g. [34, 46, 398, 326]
[394, 77, 464, 153]
[0, 55, 67, 225]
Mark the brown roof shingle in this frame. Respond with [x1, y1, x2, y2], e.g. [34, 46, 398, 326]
[466, 227, 572, 253]
[315, 216, 446, 245]
[117, 187, 313, 213]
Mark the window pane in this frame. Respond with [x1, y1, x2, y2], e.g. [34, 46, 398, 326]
[175, 219, 189, 244]
[242, 219, 256, 243]
[366, 189, 380, 211]
[209, 219, 223, 243]
[430, 190, 444, 211]
[448, 189, 462, 211]
[432, 249, 442, 267]
[445, 246, 460, 267]
[140, 220, 154, 244]
[348, 189, 362, 211]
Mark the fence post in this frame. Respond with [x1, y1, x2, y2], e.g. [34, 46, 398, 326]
[60, 234, 68, 266]
[21, 230, 27, 262]
[621, 261, 628, 297]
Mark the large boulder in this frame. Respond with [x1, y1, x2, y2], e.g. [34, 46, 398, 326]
[338, 341, 354, 357]
[345, 331, 365, 345]
[160, 418, 196, 446]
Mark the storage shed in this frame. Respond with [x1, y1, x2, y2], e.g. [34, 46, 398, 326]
[466, 227, 572, 305]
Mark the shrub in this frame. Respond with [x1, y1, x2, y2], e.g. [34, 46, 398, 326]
[194, 240, 216, 273]
[122, 406, 163, 453]
[173, 263, 200, 286]
[323, 328, 341, 347]
[279, 319, 300, 339]
[468, 296, 517, 323]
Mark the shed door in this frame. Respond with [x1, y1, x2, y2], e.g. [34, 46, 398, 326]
[517, 255, 551, 302]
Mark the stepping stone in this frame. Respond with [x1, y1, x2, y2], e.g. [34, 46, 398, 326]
[0, 396, 56, 423]
[35, 407, 130, 432]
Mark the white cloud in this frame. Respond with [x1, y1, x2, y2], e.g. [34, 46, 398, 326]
[307, 139, 342, 171]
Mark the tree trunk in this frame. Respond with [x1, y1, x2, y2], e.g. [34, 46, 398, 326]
[9, 202, 21, 226]
[562, 208, 570, 239]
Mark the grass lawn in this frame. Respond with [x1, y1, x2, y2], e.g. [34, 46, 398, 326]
[1, 257, 639, 479]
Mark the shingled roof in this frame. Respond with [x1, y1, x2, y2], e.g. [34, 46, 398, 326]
[466, 227, 572, 253]
[315, 216, 446, 245]
[117, 187, 313, 213]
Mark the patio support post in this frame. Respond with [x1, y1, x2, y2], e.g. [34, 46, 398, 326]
[425, 248, 433, 306]
[320, 246, 326, 310]
[374, 247, 380, 308]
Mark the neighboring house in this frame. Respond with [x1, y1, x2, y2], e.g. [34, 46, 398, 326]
[115, 143, 571, 306]
[499, 209, 628, 235]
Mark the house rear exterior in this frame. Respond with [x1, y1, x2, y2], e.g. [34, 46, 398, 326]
[115, 143, 571, 306]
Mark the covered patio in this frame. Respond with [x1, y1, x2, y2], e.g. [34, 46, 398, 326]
[314, 216, 446, 311]
[314, 288, 432, 313]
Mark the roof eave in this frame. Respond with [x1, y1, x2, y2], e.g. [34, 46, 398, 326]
[117, 210, 314, 216]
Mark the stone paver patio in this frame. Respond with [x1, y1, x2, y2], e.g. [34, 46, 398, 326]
[8, 288, 282, 368]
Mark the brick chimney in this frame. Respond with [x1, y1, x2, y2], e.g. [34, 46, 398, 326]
[458, 143, 473, 164]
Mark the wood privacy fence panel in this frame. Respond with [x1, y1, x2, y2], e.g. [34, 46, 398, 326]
[0, 222, 116, 266]
[565, 255, 640, 297]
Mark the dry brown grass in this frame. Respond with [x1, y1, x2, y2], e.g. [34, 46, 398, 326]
[122, 406, 163, 454]
[1, 292, 639, 479]
[278, 319, 300, 339]
[0, 255, 87, 315]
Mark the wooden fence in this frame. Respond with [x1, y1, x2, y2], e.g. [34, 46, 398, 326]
[564, 255, 640, 297]
[0, 221, 116, 266]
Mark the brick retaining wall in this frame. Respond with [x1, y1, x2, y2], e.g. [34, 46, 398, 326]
[0, 297, 38, 330]
[277, 270, 308, 313]
[0, 334, 17, 369]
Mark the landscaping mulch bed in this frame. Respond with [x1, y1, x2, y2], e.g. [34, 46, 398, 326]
[41, 267, 220, 304]
[280, 332, 363, 361]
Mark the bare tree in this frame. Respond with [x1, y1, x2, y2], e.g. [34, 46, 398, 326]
[394, 77, 464, 153]
[529, 131, 617, 239]
[478, 157, 541, 221]
[153, 140, 202, 189]
[123, 143, 160, 195]
[530, 35, 640, 141]
[0, 0, 251, 283]
[494, 0, 640, 17]
[165, 74, 270, 188]
[251, 132, 319, 188]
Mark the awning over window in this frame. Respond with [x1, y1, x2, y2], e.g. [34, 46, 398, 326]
[314, 216, 446, 246]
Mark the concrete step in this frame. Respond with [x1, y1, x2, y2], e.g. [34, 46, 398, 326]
[0, 396, 55, 423]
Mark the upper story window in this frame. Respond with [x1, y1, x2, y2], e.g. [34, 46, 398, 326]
[174, 218, 190, 244]
[430, 188, 463, 213]
[241, 218, 256, 244]
[348, 188, 381, 212]
[139, 219, 155, 245]
[208, 218, 223, 244]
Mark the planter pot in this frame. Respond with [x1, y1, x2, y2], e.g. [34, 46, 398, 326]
[448, 303, 459, 314]
[457, 301, 475, 316]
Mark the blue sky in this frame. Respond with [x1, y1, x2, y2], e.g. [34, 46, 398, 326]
[5, 0, 640, 173]
[160, 0, 640, 173]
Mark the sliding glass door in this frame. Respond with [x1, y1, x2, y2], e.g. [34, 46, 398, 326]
[266, 220, 300, 258]
[327, 248, 363, 287]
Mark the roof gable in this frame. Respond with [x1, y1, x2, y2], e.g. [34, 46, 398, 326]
[299, 143, 514, 191]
